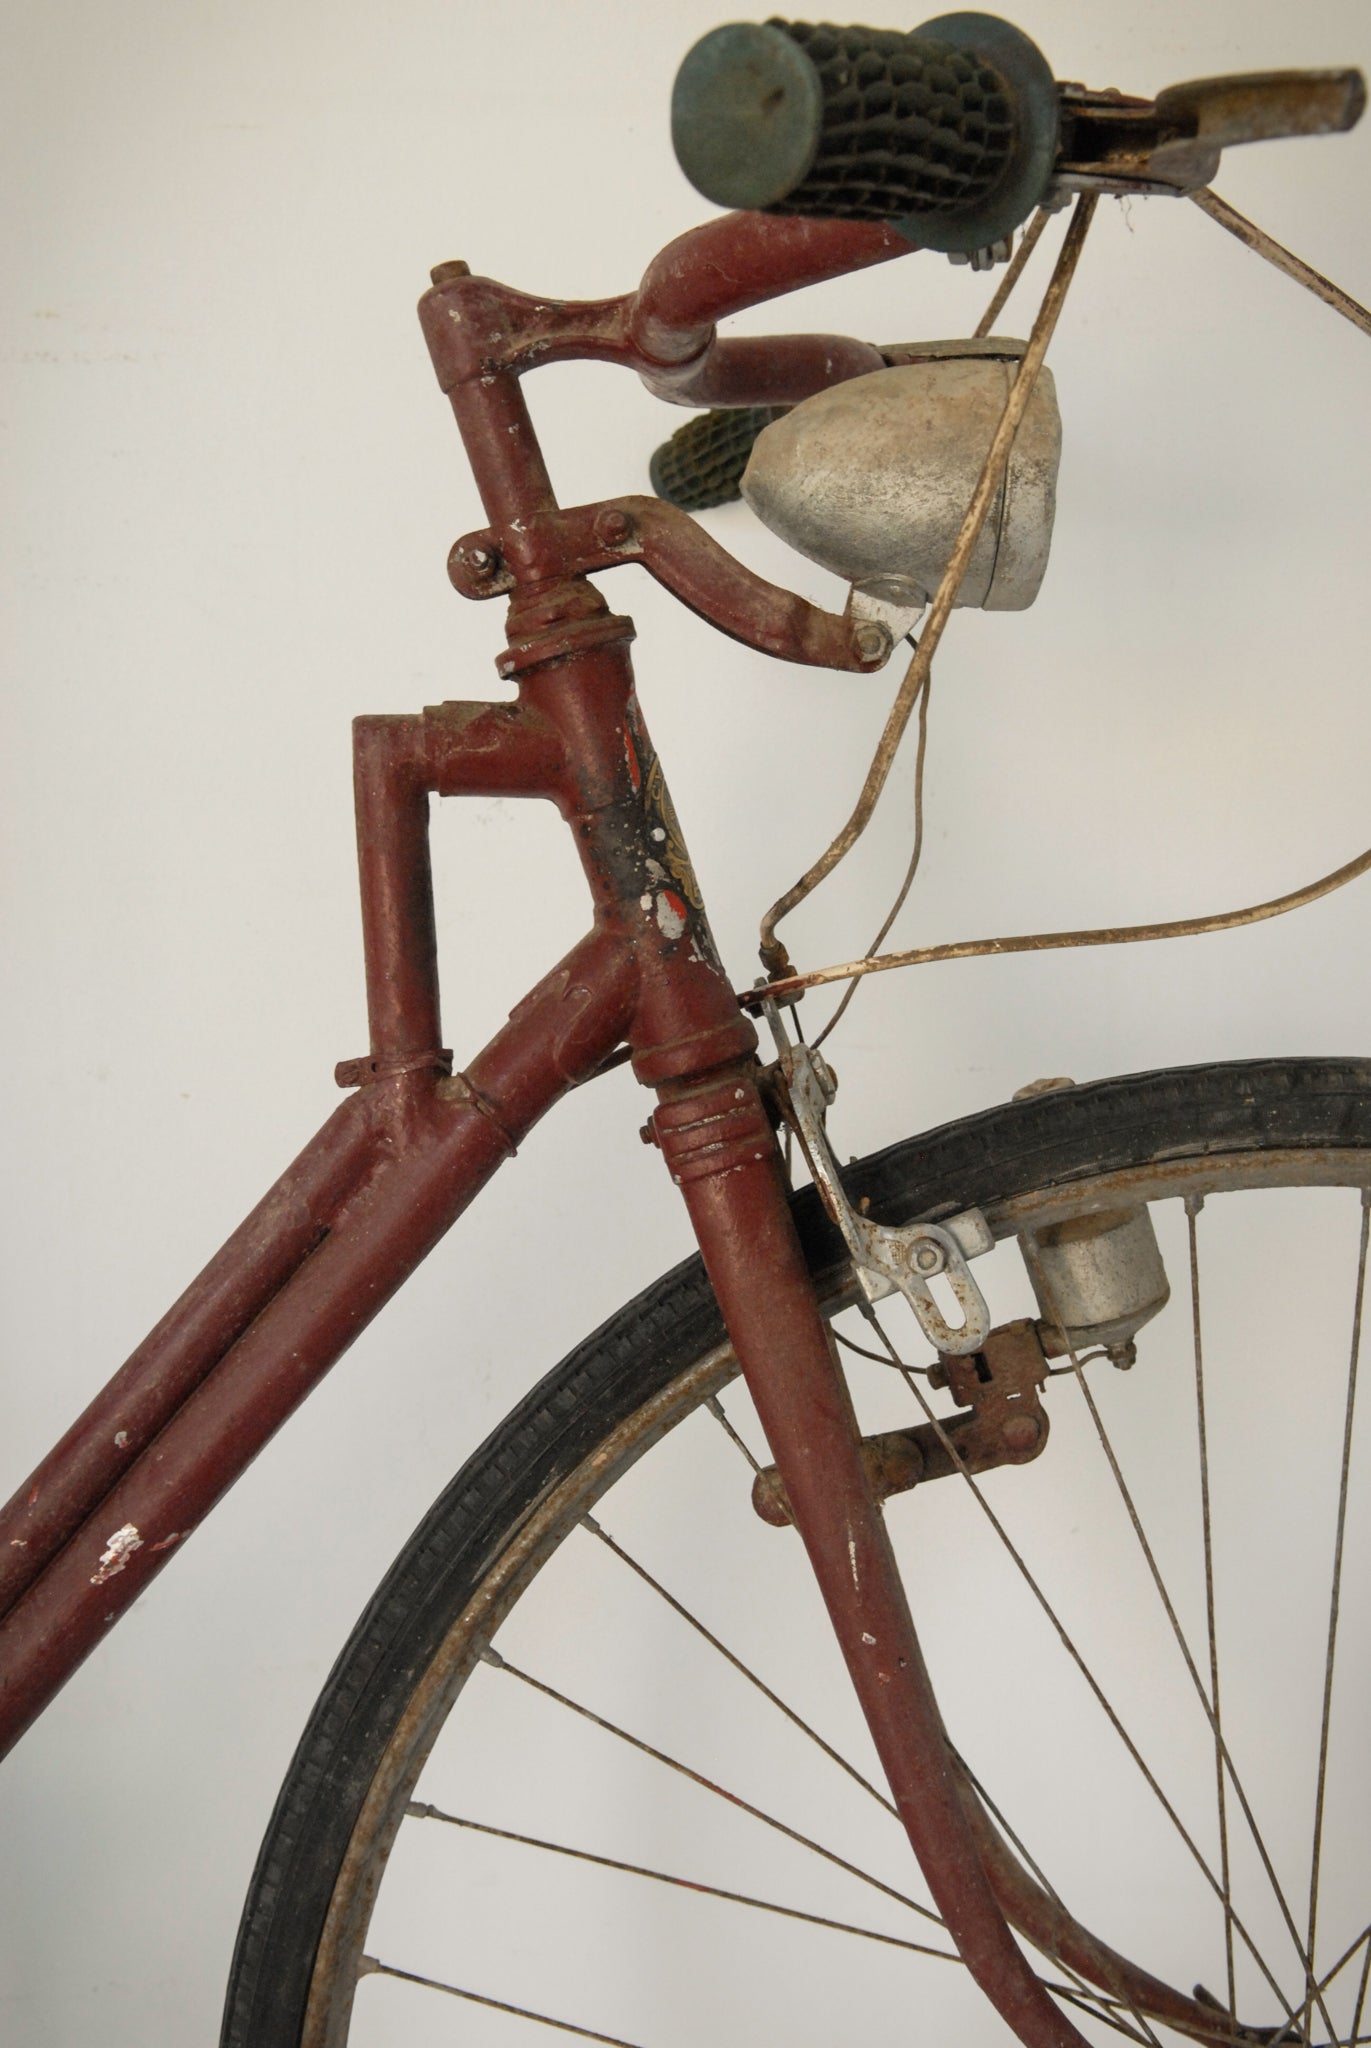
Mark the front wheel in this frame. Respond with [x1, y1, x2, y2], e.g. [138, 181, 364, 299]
[224, 1058, 1371, 2048]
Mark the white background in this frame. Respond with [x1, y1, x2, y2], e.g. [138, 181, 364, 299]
[2, 1, 1370, 2041]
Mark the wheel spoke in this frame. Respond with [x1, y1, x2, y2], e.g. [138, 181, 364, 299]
[1188, 1195, 1237, 2020]
[1353, 1934, 1371, 2045]
[359, 1956, 646, 2044]
[480, 1646, 944, 1928]
[1050, 1982, 1164, 2047]
[1302, 1191, 1371, 2029]
[950, 1749, 1165, 2048]
[404, 1802, 958, 1962]
[1020, 1229, 1333, 2037]
[705, 1393, 762, 1474]
[864, 1304, 1305, 2032]
[582, 1512, 898, 1820]
[590, 1422, 1162, 2039]
[1311, 1922, 1371, 2003]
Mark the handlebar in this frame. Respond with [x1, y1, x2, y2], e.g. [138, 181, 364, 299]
[419, 211, 908, 412]
[671, 13, 1059, 255]
[672, 18, 1364, 260]
[418, 28, 1366, 428]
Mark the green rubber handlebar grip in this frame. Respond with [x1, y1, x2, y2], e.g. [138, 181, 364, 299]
[649, 406, 789, 512]
[671, 13, 1059, 255]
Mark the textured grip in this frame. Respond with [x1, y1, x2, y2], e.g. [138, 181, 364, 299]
[672, 13, 1059, 255]
[649, 406, 789, 512]
[768, 20, 1016, 223]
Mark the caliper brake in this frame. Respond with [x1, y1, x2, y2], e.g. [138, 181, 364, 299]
[764, 998, 992, 1355]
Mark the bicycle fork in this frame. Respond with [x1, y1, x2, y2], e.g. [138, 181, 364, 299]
[649, 1063, 1086, 2048]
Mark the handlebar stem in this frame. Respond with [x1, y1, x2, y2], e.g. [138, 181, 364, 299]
[418, 210, 913, 409]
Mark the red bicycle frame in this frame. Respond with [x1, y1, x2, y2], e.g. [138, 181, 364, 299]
[0, 206, 1108, 2047]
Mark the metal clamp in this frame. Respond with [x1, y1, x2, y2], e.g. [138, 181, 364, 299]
[763, 999, 992, 1354]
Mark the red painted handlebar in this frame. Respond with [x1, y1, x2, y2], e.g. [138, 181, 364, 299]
[421, 208, 915, 411]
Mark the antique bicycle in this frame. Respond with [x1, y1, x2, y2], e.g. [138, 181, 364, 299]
[4, 4, 1371, 2044]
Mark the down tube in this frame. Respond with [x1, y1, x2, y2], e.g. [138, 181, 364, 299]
[0, 924, 636, 1758]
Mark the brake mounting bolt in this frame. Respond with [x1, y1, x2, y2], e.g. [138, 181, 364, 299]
[855, 621, 891, 664]
[1001, 1414, 1042, 1454]
[914, 1242, 944, 1275]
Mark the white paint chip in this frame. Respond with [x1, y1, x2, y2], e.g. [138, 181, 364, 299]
[91, 1522, 143, 1586]
[655, 893, 686, 941]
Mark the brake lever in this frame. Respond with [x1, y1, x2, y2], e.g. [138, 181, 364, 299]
[1050, 67, 1365, 201]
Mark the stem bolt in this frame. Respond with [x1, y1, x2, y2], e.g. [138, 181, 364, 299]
[594, 507, 634, 547]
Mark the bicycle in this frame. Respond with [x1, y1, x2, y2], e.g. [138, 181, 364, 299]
[2, 0, 1368, 2039]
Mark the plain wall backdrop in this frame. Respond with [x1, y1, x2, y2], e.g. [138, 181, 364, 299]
[3, 2, 1370, 2041]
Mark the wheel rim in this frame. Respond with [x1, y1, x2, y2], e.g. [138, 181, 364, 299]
[302, 1147, 1371, 2048]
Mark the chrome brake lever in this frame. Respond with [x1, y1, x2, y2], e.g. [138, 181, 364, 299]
[1050, 67, 1365, 201]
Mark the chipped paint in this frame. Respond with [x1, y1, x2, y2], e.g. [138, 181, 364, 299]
[90, 1522, 143, 1586]
[150, 1531, 184, 1554]
[113, 1430, 129, 1448]
[655, 891, 687, 942]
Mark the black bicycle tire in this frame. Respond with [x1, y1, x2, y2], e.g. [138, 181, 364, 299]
[221, 1054, 1371, 2048]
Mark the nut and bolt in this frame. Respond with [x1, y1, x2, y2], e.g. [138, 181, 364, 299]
[811, 1052, 838, 1103]
[1000, 1414, 1041, 1454]
[448, 539, 500, 591]
[594, 507, 634, 548]
[913, 1240, 945, 1276]
[854, 621, 892, 664]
